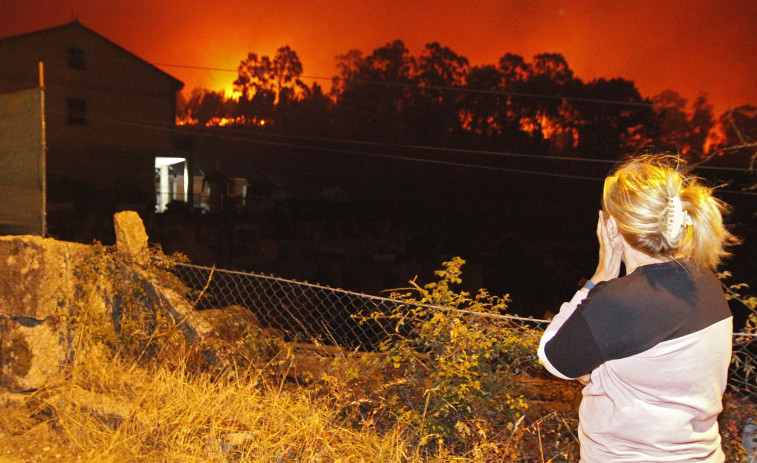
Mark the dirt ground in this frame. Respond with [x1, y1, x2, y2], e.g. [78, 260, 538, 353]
[0, 391, 81, 462]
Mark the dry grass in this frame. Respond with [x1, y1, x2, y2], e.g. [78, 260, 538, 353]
[0, 344, 484, 462]
[2, 250, 751, 461]
[0, 251, 579, 462]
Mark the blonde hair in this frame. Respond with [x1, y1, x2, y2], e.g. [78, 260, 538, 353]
[602, 155, 740, 269]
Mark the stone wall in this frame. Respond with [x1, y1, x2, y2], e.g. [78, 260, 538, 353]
[0, 235, 90, 391]
[0, 211, 215, 391]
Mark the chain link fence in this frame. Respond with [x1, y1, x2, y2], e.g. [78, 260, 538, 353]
[172, 262, 403, 351]
[170, 261, 756, 461]
[171, 261, 756, 402]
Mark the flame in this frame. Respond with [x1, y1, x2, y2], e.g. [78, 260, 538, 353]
[176, 115, 196, 126]
[175, 114, 271, 127]
[519, 111, 579, 150]
[703, 124, 727, 155]
[202, 116, 271, 127]
[206, 117, 235, 127]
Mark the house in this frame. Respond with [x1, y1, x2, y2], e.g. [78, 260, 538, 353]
[0, 20, 185, 239]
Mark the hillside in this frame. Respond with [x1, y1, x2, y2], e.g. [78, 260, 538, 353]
[0, 212, 753, 462]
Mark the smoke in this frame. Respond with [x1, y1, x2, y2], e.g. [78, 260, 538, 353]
[1, 0, 755, 112]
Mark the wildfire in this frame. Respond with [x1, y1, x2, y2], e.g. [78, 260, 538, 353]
[206, 117, 236, 127]
[176, 115, 196, 126]
[520, 112, 579, 150]
[703, 124, 727, 155]
[175, 115, 271, 127]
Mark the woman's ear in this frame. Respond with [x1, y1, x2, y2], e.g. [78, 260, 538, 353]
[605, 214, 619, 240]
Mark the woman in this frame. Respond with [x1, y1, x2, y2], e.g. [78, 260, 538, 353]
[538, 155, 739, 462]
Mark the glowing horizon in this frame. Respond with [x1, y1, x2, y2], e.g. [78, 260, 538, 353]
[2, 1, 755, 115]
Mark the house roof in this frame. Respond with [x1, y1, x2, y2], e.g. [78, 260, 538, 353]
[0, 20, 184, 91]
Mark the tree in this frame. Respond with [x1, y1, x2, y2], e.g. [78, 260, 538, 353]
[271, 46, 304, 96]
[718, 106, 757, 150]
[515, 53, 579, 153]
[572, 78, 654, 158]
[416, 42, 469, 88]
[234, 52, 273, 99]
[531, 53, 573, 85]
[408, 43, 470, 145]
[652, 90, 692, 153]
[178, 88, 232, 126]
[688, 94, 715, 157]
[276, 82, 334, 136]
[364, 39, 415, 82]
[195, 90, 230, 126]
[651, 91, 716, 158]
[498, 53, 530, 86]
[496, 53, 531, 128]
[331, 40, 416, 141]
[233, 46, 306, 124]
[459, 60, 539, 152]
[460, 65, 510, 143]
[330, 49, 364, 98]
[176, 90, 190, 124]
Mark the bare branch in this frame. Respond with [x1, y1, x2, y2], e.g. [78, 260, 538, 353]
[691, 108, 757, 190]
[726, 109, 748, 145]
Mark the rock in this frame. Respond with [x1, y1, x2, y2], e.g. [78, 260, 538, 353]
[0, 235, 89, 391]
[195, 305, 260, 342]
[114, 210, 149, 265]
[0, 212, 286, 390]
[130, 266, 215, 343]
[187, 305, 286, 373]
[0, 315, 70, 392]
[113, 211, 217, 344]
[0, 235, 89, 320]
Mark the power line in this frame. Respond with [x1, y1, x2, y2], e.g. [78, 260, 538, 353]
[381, 80, 655, 108]
[182, 121, 621, 165]
[152, 63, 242, 74]
[13, 61, 739, 168]
[48, 108, 604, 183]
[17, 60, 742, 177]
[171, 115, 752, 175]
[182, 129, 757, 195]
[45, 107, 757, 196]
[152, 61, 656, 109]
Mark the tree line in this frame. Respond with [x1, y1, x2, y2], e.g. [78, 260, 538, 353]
[177, 40, 757, 167]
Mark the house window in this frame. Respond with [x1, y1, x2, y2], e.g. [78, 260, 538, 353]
[67, 47, 86, 70]
[66, 98, 88, 125]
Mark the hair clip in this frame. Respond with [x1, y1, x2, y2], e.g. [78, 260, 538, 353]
[662, 196, 691, 241]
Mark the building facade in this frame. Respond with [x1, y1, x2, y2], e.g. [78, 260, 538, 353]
[0, 20, 184, 239]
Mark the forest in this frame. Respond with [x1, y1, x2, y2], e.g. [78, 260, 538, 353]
[177, 40, 756, 168]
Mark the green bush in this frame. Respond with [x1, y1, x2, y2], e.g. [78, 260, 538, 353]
[363, 257, 543, 455]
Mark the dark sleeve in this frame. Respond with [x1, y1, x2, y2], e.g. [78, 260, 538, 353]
[543, 303, 606, 378]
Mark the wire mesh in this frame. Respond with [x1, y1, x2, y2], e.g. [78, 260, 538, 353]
[171, 261, 756, 402]
[171, 262, 403, 350]
[731, 333, 757, 400]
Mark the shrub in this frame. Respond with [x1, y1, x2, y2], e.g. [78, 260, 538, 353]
[357, 257, 544, 457]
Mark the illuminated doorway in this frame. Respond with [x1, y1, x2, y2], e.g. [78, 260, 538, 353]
[155, 157, 188, 212]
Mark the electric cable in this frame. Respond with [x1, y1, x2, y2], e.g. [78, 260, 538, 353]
[44, 107, 757, 197]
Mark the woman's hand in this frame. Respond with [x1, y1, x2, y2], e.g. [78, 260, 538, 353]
[590, 210, 624, 283]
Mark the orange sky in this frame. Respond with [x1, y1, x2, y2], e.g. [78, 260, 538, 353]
[3, 0, 756, 115]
